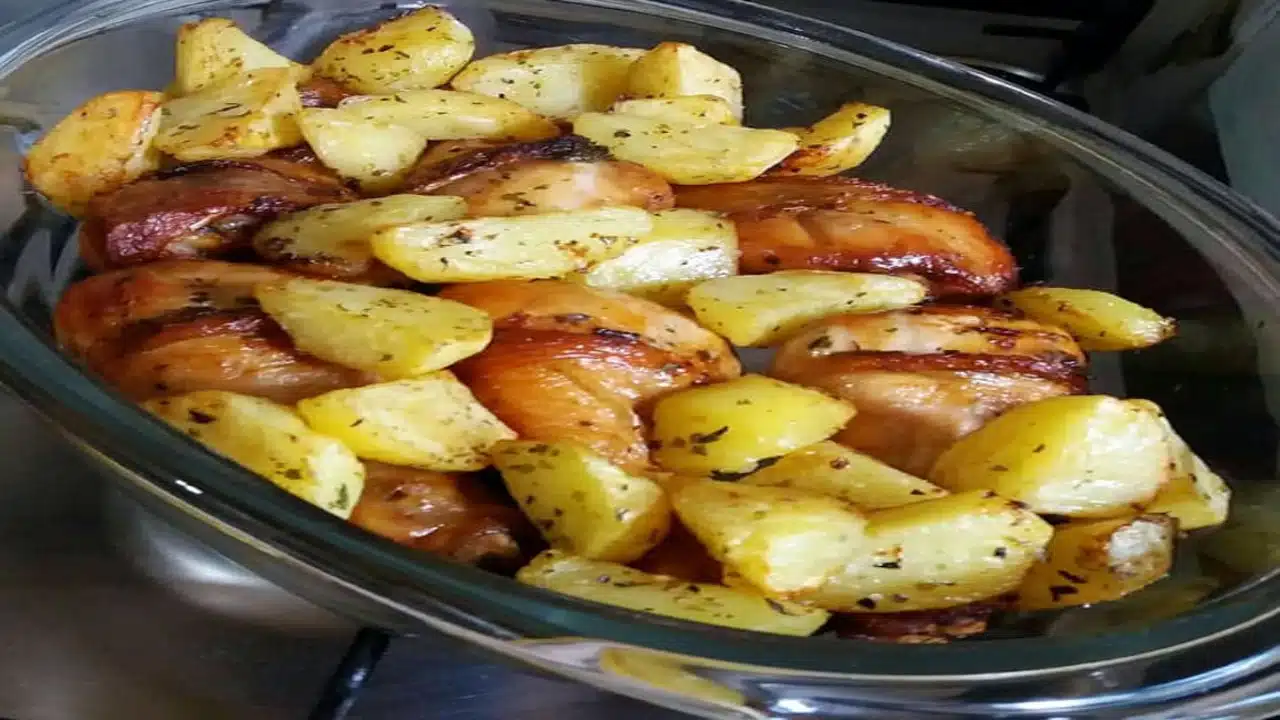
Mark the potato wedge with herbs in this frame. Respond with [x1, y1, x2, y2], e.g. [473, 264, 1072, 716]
[252, 195, 467, 279]
[674, 480, 867, 596]
[296, 374, 515, 471]
[1139, 404, 1230, 530]
[573, 208, 738, 306]
[1016, 515, 1176, 610]
[23, 90, 164, 216]
[626, 42, 744, 121]
[795, 490, 1053, 612]
[493, 441, 670, 563]
[154, 68, 303, 161]
[451, 44, 643, 120]
[337, 90, 558, 141]
[774, 102, 891, 177]
[370, 206, 652, 283]
[143, 391, 364, 518]
[609, 96, 738, 126]
[574, 113, 797, 185]
[518, 550, 829, 635]
[313, 6, 474, 94]
[296, 107, 426, 192]
[255, 278, 492, 379]
[744, 441, 947, 509]
[930, 396, 1171, 518]
[175, 18, 308, 95]
[995, 286, 1175, 351]
[686, 271, 928, 346]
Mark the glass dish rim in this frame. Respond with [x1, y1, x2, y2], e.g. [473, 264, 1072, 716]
[1, 0, 1278, 682]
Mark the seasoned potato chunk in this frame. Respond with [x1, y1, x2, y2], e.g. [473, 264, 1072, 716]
[573, 208, 738, 306]
[451, 44, 643, 120]
[143, 391, 364, 518]
[370, 206, 652, 282]
[610, 96, 738, 126]
[255, 278, 492, 379]
[252, 195, 467, 279]
[313, 6, 474, 93]
[493, 441, 670, 563]
[795, 490, 1054, 612]
[154, 68, 303, 161]
[744, 441, 947, 509]
[653, 375, 855, 476]
[574, 113, 797, 185]
[930, 396, 1171, 518]
[23, 90, 164, 216]
[626, 42, 744, 121]
[774, 102, 892, 177]
[686, 271, 928, 346]
[518, 551, 828, 635]
[337, 90, 558, 141]
[673, 480, 867, 596]
[995, 286, 1175, 351]
[1016, 515, 1176, 609]
[296, 107, 427, 192]
[296, 374, 515, 471]
[1139, 403, 1230, 530]
[175, 18, 308, 95]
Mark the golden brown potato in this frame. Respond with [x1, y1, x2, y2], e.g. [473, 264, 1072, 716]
[744, 441, 947, 509]
[1139, 402, 1230, 530]
[154, 68, 303, 161]
[23, 90, 165, 216]
[774, 102, 891, 177]
[175, 17, 308, 95]
[995, 287, 1175, 351]
[451, 44, 644, 120]
[337, 90, 558, 141]
[626, 42, 743, 121]
[609, 95, 738, 125]
[296, 107, 427, 192]
[312, 7, 474, 93]
[1016, 514, 1176, 609]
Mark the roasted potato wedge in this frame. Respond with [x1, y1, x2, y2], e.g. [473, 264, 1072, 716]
[610, 96, 738, 126]
[337, 90, 558, 141]
[573, 208, 738, 306]
[1139, 403, 1230, 530]
[626, 42, 744, 121]
[296, 373, 516, 471]
[23, 90, 164, 216]
[1016, 514, 1176, 609]
[175, 18, 308, 95]
[493, 440, 670, 563]
[255, 278, 492, 379]
[451, 44, 643, 120]
[995, 286, 1175, 351]
[517, 550, 829, 635]
[313, 6, 474, 93]
[744, 441, 947, 509]
[154, 68, 303, 161]
[296, 107, 427, 192]
[774, 102, 891, 177]
[143, 390, 364, 518]
[686, 271, 928, 346]
[652, 374, 856, 476]
[370, 206, 652, 282]
[795, 490, 1054, 612]
[574, 112, 797, 185]
[252, 195, 467, 279]
[673, 480, 867, 595]
[930, 396, 1171, 518]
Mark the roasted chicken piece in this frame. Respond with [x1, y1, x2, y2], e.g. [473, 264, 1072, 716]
[55, 260, 372, 402]
[772, 306, 1084, 476]
[440, 280, 740, 471]
[350, 462, 533, 569]
[831, 602, 998, 644]
[79, 156, 354, 271]
[676, 176, 1016, 297]
[402, 134, 675, 217]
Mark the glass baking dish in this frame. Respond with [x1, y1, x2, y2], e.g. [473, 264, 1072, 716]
[0, 0, 1277, 716]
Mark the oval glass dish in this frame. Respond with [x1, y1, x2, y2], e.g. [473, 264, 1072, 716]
[1, 0, 1279, 716]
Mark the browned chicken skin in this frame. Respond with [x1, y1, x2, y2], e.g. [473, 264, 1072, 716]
[403, 135, 675, 217]
[440, 280, 740, 471]
[772, 307, 1084, 476]
[676, 176, 1016, 297]
[54, 260, 372, 402]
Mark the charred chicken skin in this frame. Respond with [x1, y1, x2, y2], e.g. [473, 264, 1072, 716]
[439, 280, 741, 471]
[676, 176, 1016, 298]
